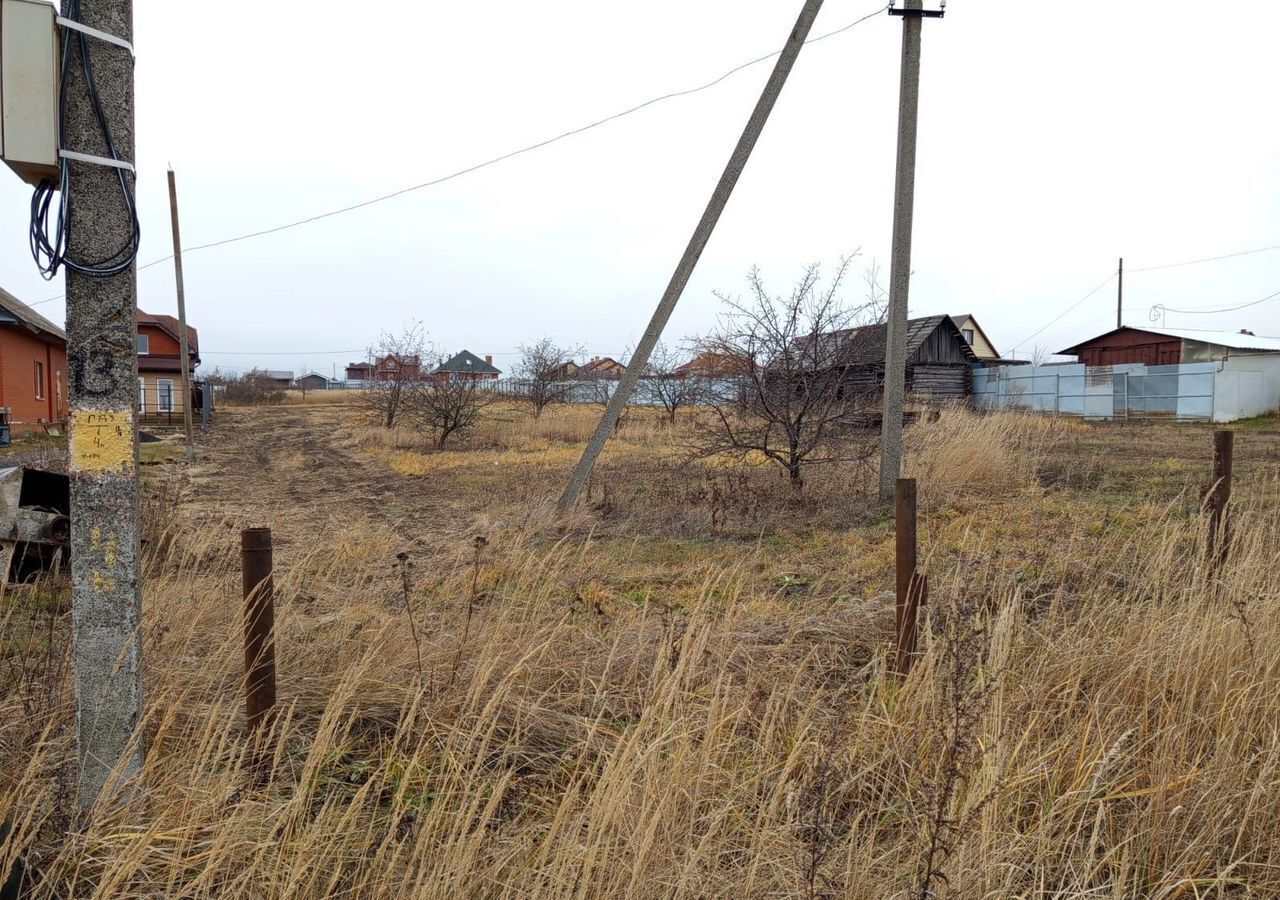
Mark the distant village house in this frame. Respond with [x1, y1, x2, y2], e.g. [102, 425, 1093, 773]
[295, 373, 335, 391]
[137, 310, 201, 420]
[950, 314, 1002, 361]
[430, 351, 501, 381]
[0, 286, 67, 435]
[346, 354, 423, 382]
[579, 356, 626, 378]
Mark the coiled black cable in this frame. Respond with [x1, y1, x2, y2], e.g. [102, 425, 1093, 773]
[29, 0, 141, 279]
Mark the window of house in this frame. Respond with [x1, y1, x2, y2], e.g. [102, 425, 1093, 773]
[962, 328, 975, 344]
[157, 379, 175, 412]
[34, 361, 44, 399]
[137, 333, 149, 354]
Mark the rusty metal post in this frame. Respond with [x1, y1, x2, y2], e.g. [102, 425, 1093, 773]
[240, 528, 276, 733]
[1207, 430, 1234, 567]
[893, 478, 922, 676]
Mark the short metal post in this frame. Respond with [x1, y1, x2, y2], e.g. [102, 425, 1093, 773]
[893, 478, 923, 676]
[241, 528, 276, 733]
[1207, 430, 1234, 567]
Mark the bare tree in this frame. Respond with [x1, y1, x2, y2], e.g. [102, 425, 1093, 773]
[689, 259, 883, 492]
[514, 337, 582, 419]
[405, 362, 500, 449]
[643, 341, 704, 423]
[359, 323, 428, 428]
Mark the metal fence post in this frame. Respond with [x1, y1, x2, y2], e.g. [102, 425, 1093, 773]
[893, 478, 924, 677]
[241, 528, 277, 734]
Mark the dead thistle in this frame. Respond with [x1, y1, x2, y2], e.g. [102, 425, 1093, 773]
[395, 551, 424, 686]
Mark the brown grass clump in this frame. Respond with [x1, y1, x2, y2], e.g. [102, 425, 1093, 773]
[904, 406, 1071, 501]
[4, 404, 1280, 898]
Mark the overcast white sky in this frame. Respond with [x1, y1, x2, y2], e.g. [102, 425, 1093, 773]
[2, 0, 1278, 375]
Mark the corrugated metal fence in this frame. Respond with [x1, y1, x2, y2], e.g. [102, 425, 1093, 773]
[973, 363, 1222, 421]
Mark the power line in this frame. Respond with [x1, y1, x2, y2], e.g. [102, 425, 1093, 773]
[27, 3, 888, 309]
[1129, 242, 1280, 273]
[1151, 287, 1280, 318]
[1009, 270, 1117, 352]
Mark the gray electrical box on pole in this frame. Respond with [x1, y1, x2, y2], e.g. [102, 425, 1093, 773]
[878, 0, 942, 502]
[61, 0, 143, 813]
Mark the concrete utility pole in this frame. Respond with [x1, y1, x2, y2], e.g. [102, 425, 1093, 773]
[1117, 257, 1124, 328]
[878, 0, 942, 502]
[167, 170, 195, 459]
[557, 0, 827, 514]
[63, 0, 143, 812]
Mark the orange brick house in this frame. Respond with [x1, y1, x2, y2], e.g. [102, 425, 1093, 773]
[0, 286, 67, 434]
[137, 310, 200, 418]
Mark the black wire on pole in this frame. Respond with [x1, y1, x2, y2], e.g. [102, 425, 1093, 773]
[29, 0, 141, 279]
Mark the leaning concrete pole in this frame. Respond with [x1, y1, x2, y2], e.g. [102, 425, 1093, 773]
[63, 0, 144, 812]
[878, 0, 927, 502]
[557, 0, 826, 514]
[167, 170, 196, 460]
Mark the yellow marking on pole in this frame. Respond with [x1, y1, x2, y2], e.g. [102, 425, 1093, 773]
[70, 410, 135, 475]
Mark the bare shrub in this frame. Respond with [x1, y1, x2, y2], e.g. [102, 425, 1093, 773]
[211, 369, 286, 406]
[358, 324, 428, 428]
[404, 366, 501, 449]
[639, 341, 703, 424]
[513, 337, 582, 419]
[688, 259, 882, 492]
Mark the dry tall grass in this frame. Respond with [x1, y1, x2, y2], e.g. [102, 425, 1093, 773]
[4, 406, 1280, 898]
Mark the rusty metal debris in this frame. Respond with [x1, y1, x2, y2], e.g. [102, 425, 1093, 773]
[0, 466, 70, 583]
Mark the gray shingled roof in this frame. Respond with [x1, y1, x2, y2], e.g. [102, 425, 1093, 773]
[807, 315, 977, 367]
[433, 350, 502, 375]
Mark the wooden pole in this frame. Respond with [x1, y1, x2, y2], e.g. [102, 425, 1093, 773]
[241, 528, 277, 733]
[167, 170, 196, 460]
[1208, 429, 1234, 567]
[1117, 257, 1124, 328]
[893, 477, 923, 676]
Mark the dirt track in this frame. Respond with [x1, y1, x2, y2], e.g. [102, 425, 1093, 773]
[178, 404, 456, 562]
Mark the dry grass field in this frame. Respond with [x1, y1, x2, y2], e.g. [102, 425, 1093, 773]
[3, 397, 1280, 898]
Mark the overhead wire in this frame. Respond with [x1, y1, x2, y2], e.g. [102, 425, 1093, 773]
[1128, 242, 1280, 273]
[27, 3, 889, 308]
[1009, 271, 1117, 352]
[1150, 287, 1280, 318]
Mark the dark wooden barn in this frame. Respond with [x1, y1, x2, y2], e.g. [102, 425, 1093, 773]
[811, 314, 980, 400]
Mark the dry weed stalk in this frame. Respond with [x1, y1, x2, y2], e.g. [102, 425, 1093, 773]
[912, 568, 1002, 900]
